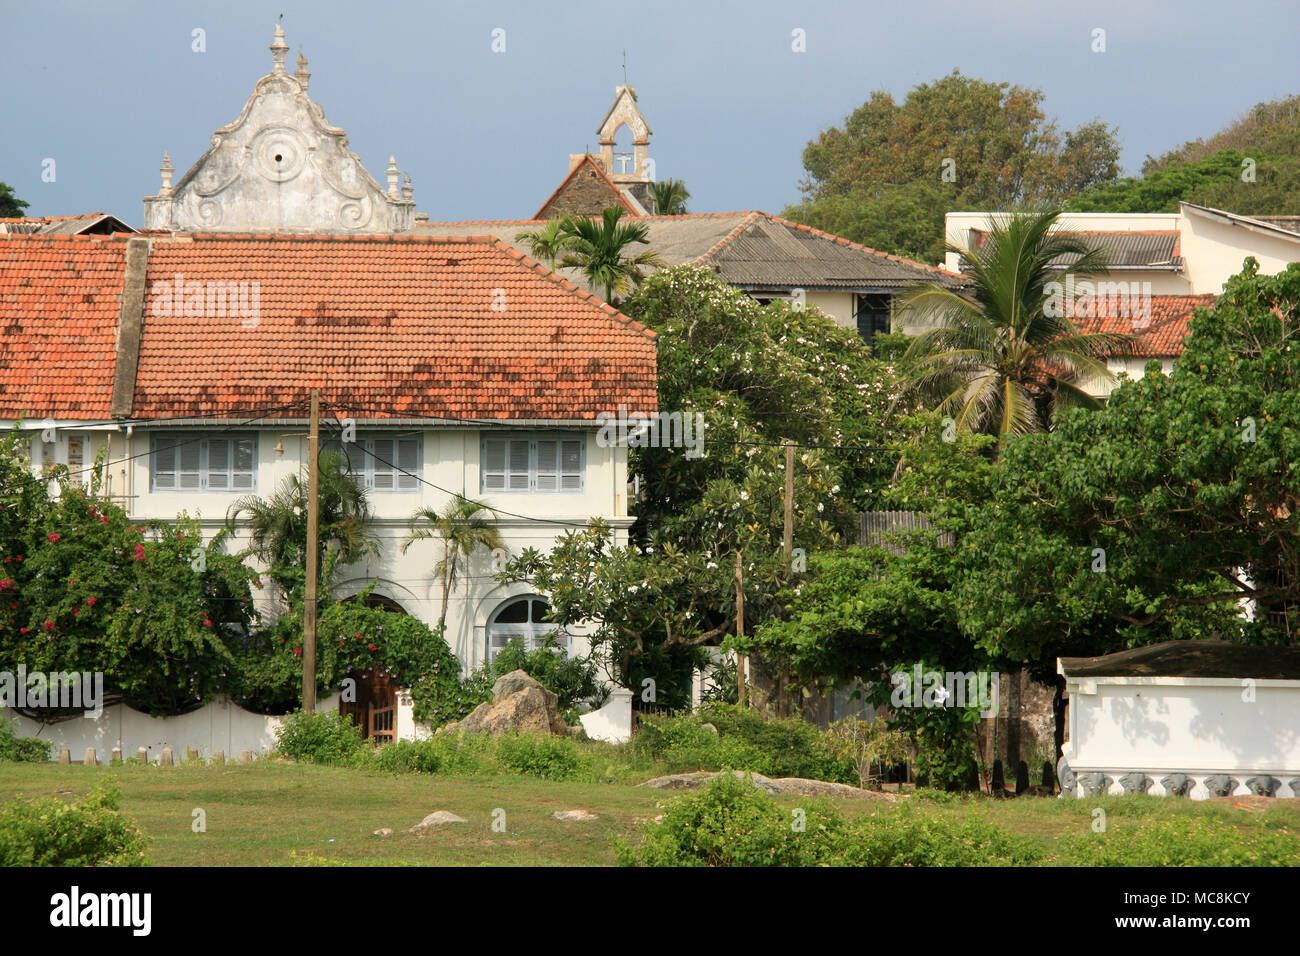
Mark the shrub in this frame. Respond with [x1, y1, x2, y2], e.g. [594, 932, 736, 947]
[632, 712, 763, 773]
[496, 732, 590, 780]
[369, 734, 497, 776]
[0, 716, 49, 762]
[1052, 814, 1300, 866]
[616, 772, 844, 866]
[829, 804, 1042, 866]
[825, 716, 911, 789]
[275, 709, 369, 766]
[696, 703, 854, 782]
[0, 778, 149, 866]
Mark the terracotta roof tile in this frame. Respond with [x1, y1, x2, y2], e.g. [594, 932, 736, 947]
[0, 234, 657, 423]
[0, 234, 128, 418]
[1072, 293, 1215, 357]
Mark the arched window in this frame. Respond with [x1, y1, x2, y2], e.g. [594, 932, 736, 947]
[487, 596, 567, 663]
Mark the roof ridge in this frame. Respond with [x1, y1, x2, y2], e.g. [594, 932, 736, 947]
[692, 211, 763, 264]
[760, 212, 964, 279]
[532, 154, 639, 220]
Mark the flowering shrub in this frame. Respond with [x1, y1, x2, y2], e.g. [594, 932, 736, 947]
[0, 429, 259, 715]
[0, 715, 48, 762]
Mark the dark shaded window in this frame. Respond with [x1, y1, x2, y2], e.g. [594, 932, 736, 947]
[855, 294, 892, 348]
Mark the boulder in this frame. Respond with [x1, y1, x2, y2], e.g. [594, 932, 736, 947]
[443, 670, 568, 737]
[373, 828, 394, 837]
[636, 770, 897, 801]
[409, 811, 467, 833]
[553, 810, 598, 821]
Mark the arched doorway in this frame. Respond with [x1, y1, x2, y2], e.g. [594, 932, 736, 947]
[337, 593, 407, 744]
[486, 595, 568, 664]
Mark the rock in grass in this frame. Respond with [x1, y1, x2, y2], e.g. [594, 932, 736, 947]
[373, 828, 394, 837]
[409, 811, 467, 833]
[553, 810, 598, 821]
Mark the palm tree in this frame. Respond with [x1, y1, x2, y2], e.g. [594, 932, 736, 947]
[227, 449, 379, 602]
[558, 207, 663, 303]
[401, 495, 505, 635]
[896, 208, 1135, 440]
[649, 178, 690, 215]
[514, 219, 573, 272]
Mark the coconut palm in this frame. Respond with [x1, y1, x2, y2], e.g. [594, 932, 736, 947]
[649, 178, 690, 215]
[401, 495, 505, 635]
[558, 207, 663, 303]
[897, 208, 1135, 440]
[226, 449, 378, 601]
[514, 219, 573, 272]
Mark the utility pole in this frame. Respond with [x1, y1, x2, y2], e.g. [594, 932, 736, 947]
[735, 550, 746, 707]
[302, 389, 320, 713]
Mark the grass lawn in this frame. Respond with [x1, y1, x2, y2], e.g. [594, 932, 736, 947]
[1, 761, 1297, 866]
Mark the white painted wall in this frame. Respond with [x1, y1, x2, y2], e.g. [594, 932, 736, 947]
[578, 687, 632, 743]
[1061, 677, 1300, 799]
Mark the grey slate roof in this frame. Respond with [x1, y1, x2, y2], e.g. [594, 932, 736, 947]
[1059, 641, 1300, 681]
[417, 211, 963, 297]
[0, 213, 134, 236]
[969, 228, 1183, 271]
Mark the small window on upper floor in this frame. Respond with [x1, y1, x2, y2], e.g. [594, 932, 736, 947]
[323, 435, 422, 492]
[151, 434, 257, 492]
[481, 435, 584, 494]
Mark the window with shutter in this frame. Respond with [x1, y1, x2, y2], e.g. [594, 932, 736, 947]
[480, 435, 585, 493]
[150, 434, 257, 491]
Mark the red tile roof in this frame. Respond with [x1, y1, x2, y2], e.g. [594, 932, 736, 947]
[0, 235, 128, 418]
[1072, 293, 1215, 357]
[0, 233, 657, 423]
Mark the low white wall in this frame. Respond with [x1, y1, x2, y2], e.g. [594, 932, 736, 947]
[2, 692, 378, 761]
[1062, 677, 1300, 799]
[579, 687, 632, 744]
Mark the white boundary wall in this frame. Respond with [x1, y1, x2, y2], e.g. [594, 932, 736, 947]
[1061, 676, 1300, 799]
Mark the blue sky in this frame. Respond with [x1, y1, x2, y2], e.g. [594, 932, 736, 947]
[2, 0, 1298, 225]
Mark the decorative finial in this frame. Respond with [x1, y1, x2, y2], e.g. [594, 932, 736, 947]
[270, 23, 288, 72]
[401, 174, 413, 201]
[159, 151, 174, 196]
[386, 156, 400, 197]
[294, 50, 311, 90]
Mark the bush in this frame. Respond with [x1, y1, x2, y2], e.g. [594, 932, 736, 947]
[616, 772, 844, 866]
[369, 734, 497, 776]
[632, 712, 763, 773]
[1052, 814, 1300, 866]
[0, 778, 149, 866]
[695, 703, 854, 782]
[496, 732, 590, 780]
[829, 804, 1042, 866]
[0, 716, 49, 762]
[275, 709, 369, 766]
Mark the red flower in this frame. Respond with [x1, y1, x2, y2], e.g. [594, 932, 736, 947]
[292, 648, 302, 657]
[43, 619, 54, 630]
[87, 597, 97, 607]
[47, 533, 60, 542]
[72, 606, 80, 617]
[20, 627, 28, 634]
[367, 643, 378, 652]
[202, 619, 212, 627]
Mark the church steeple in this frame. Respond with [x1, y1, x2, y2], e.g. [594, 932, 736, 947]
[594, 85, 653, 210]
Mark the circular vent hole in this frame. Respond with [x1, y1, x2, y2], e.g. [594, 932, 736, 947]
[274, 154, 283, 163]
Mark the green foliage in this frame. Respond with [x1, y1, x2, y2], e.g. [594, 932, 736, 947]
[1053, 813, 1300, 866]
[0, 716, 49, 762]
[617, 773, 1039, 867]
[0, 182, 28, 218]
[785, 71, 1120, 261]
[0, 431, 260, 715]
[828, 803, 1042, 866]
[1070, 148, 1300, 215]
[557, 207, 663, 302]
[649, 178, 690, 215]
[825, 716, 911, 789]
[616, 772, 845, 866]
[275, 709, 370, 766]
[401, 495, 503, 634]
[495, 731, 591, 780]
[0, 778, 149, 866]
[368, 733, 497, 776]
[899, 208, 1134, 438]
[632, 706, 854, 783]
